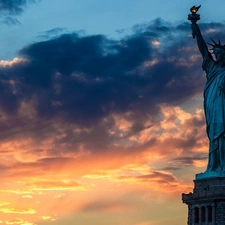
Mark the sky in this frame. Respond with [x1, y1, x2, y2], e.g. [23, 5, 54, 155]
[0, 0, 224, 224]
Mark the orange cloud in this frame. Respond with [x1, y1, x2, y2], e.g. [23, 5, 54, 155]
[0, 101, 208, 225]
[22, 195, 33, 199]
[21, 179, 87, 191]
[41, 215, 56, 221]
[5, 218, 35, 225]
[81, 201, 134, 213]
[0, 208, 36, 214]
[0, 202, 10, 207]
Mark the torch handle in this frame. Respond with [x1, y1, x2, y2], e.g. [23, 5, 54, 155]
[191, 20, 197, 39]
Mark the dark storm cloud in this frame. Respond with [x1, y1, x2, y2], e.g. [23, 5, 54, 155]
[15, 19, 195, 126]
[0, 0, 38, 26]
[15, 32, 152, 125]
[0, 19, 224, 152]
[0, 0, 37, 14]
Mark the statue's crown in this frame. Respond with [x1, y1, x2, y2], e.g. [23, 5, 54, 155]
[208, 38, 225, 51]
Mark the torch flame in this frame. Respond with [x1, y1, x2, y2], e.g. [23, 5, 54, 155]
[190, 5, 201, 13]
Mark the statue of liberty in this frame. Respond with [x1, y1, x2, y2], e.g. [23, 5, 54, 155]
[191, 14, 225, 172]
[182, 7, 225, 225]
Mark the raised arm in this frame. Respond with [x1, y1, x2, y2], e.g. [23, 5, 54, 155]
[191, 23, 209, 58]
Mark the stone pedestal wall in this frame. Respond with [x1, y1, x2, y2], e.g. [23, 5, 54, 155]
[182, 177, 225, 225]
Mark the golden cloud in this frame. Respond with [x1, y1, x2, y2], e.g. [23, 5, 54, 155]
[0, 208, 36, 214]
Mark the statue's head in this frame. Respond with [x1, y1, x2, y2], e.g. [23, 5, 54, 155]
[208, 38, 225, 62]
[213, 48, 225, 62]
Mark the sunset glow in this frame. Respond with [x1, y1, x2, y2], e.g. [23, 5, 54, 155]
[0, 0, 224, 225]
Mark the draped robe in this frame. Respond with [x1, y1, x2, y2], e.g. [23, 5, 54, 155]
[203, 52, 225, 171]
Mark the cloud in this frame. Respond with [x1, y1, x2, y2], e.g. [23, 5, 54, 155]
[1, 16, 21, 26]
[0, 19, 220, 196]
[0, 19, 221, 128]
[160, 166, 181, 171]
[80, 200, 134, 213]
[0, 202, 11, 206]
[22, 195, 33, 198]
[5, 218, 35, 225]
[0, 0, 37, 15]
[0, 18, 220, 225]
[0, 207, 36, 214]
[22, 179, 87, 191]
[0, 18, 207, 147]
[0, 58, 28, 67]
[116, 169, 192, 194]
[172, 155, 208, 167]
[41, 215, 56, 221]
[118, 170, 177, 184]
[0, 0, 38, 26]
[0, 106, 207, 183]
[37, 28, 69, 41]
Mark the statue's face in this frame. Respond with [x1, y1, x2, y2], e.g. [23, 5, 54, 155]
[213, 48, 225, 62]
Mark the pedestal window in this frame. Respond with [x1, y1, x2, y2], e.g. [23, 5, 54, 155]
[201, 206, 205, 222]
[194, 207, 199, 223]
[207, 205, 212, 222]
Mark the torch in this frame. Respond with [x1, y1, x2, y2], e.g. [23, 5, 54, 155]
[188, 5, 201, 39]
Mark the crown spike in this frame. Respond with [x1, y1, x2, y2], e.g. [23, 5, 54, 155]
[208, 38, 225, 51]
[207, 42, 214, 47]
[210, 38, 217, 45]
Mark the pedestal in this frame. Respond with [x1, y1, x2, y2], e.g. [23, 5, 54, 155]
[182, 176, 225, 225]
